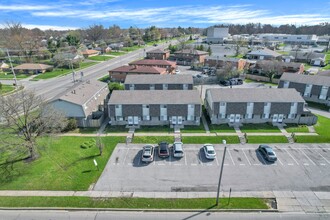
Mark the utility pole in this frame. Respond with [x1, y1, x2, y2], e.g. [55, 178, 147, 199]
[6, 49, 18, 88]
[216, 139, 227, 206]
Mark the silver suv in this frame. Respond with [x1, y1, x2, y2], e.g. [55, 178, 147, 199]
[141, 145, 154, 163]
[173, 142, 184, 158]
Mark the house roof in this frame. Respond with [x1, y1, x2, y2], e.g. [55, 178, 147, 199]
[147, 49, 169, 54]
[289, 51, 326, 60]
[129, 59, 176, 66]
[280, 73, 330, 87]
[205, 56, 240, 62]
[255, 60, 303, 69]
[247, 48, 281, 57]
[109, 90, 201, 105]
[109, 65, 167, 74]
[207, 88, 305, 103]
[174, 49, 209, 55]
[82, 49, 99, 55]
[52, 80, 109, 117]
[124, 74, 193, 84]
[13, 63, 53, 70]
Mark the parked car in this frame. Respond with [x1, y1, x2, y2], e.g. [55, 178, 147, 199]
[175, 69, 180, 74]
[173, 142, 184, 158]
[158, 141, 170, 158]
[141, 144, 155, 163]
[230, 78, 243, 85]
[203, 144, 216, 160]
[258, 145, 277, 162]
[220, 80, 230, 86]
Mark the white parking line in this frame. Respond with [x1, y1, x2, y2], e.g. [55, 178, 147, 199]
[320, 163, 326, 166]
[191, 164, 197, 166]
[300, 149, 316, 166]
[288, 163, 294, 166]
[123, 148, 130, 165]
[198, 153, 203, 166]
[228, 149, 235, 166]
[184, 154, 187, 166]
[215, 156, 220, 166]
[276, 157, 284, 166]
[239, 164, 246, 166]
[303, 163, 309, 166]
[242, 149, 251, 165]
[318, 152, 330, 164]
[224, 163, 229, 166]
[174, 164, 182, 166]
[284, 149, 299, 165]
[158, 164, 166, 166]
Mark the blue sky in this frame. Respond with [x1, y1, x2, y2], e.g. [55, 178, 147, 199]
[1, 0, 330, 30]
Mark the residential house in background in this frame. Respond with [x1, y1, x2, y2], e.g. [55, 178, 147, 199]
[49, 80, 109, 127]
[278, 73, 330, 107]
[108, 65, 167, 82]
[204, 88, 317, 125]
[82, 49, 100, 58]
[205, 27, 229, 44]
[172, 49, 209, 66]
[13, 63, 53, 74]
[146, 49, 170, 60]
[289, 51, 326, 66]
[129, 59, 176, 73]
[108, 90, 201, 127]
[246, 48, 282, 61]
[204, 56, 247, 71]
[124, 74, 194, 90]
[256, 34, 318, 45]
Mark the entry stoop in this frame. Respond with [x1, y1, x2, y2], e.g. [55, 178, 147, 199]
[174, 126, 181, 142]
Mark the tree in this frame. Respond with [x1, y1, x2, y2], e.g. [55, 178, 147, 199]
[207, 46, 212, 56]
[259, 60, 283, 83]
[233, 36, 246, 57]
[108, 82, 124, 93]
[0, 90, 67, 160]
[66, 31, 81, 47]
[86, 24, 105, 43]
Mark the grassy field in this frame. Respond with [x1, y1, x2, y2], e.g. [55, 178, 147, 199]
[135, 126, 173, 133]
[247, 135, 288, 143]
[87, 55, 114, 61]
[285, 124, 309, 133]
[106, 51, 127, 56]
[68, 128, 99, 134]
[0, 84, 15, 95]
[244, 78, 278, 87]
[0, 72, 29, 79]
[296, 115, 330, 143]
[209, 124, 236, 133]
[181, 136, 240, 144]
[0, 196, 268, 209]
[181, 124, 206, 133]
[307, 101, 330, 111]
[240, 124, 281, 133]
[104, 125, 128, 133]
[0, 136, 125, 190]
[122, 45, 143, 52]
[132, 136, 174, 144]
[33, 62, 98, 80]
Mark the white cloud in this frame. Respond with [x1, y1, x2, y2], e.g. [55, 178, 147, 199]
[22, 24, 79, 30]
[0, 5, 55, 11]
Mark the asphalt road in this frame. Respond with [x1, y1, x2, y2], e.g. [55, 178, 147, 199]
[0, 210, 329, 220]
[94, 143, 330, 192]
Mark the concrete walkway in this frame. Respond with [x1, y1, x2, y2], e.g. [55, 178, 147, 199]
[201, 114, 210, 134]
[0, 190, 329, 213]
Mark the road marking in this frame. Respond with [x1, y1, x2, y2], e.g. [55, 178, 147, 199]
[284, 149, 299, 165]
[228, 149, 236, 166]
[128, 163, 133, 166]
[277, 157, 284, 166]
[303, 163, 309, 166]
[174, 164, 182, 166]
[206, 164, 213, 166]
[288, 163, 294, 166]
[215, 155, 220, 166]
[317, 152, 330, 164]
[184, 154, 187, 166]
[242, 149, 251, 165]
[253, 163, 261, 166]
[158, 163, 166, 166]
[198, 153, 203, 166]
[300, 149, 316, 165]
[191, 164, 197, 166]
[224, 163, 229, 166]
[239, 163, 246, 166]
[123, 148, 130, 165]
[320, 163, 326, 166]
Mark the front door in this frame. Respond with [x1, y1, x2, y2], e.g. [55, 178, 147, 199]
[128, 116, 133, 125]
[133, 116, 139, 125]
[272, 114, 278, 123]
[177, 116, 183, 125]
[229, 114, 235, 123]
[278, 114, 284, 123]
[235, 114, 240, 123]
[172, 116, 177, 125]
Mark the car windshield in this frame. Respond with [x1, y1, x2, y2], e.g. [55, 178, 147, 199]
[143, 155, 151, 158]
[208, 150, 215, 154]
[160, 149, 168, 153]
[268, 151, 275, 156]
[175, 150, 183, 154]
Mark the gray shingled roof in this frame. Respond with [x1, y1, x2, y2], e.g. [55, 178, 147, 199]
[109, 90, 201, 105]
[280, 73, 330, 87]
[207, 88, 305, 103]
[289, 51, 326, 60]
[124, 74, 193, 84]
[147, 49, 168, 54]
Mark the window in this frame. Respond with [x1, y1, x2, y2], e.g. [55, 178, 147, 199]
[219, 114, 226, 119]
[143, 116, 150, 120]
[263, 114, 270, 119]
[116, 116, 123, 121]
[187, 115, 194, 121]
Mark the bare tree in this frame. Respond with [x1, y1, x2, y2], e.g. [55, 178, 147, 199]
[86, 24, 105, 43]
[260, 60, 283, 83]
[216, 62, 240, 81]
[0, 90, 67, 160]
[233, 36, 247, 57]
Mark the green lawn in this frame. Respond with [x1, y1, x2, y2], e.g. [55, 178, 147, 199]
[181, 124, 206, 133]
[244, 78, 278, 87]
[87, 55, 114, 61]
[0, 84, 15, 95]
[104, 125, 128, 133]
[106, 51, 127, 56]
[132, 136, 174, 144]
[0, 136, 125, 190]
[276, 51, 289, 55]
[181, 136, 240, 144]
[0, 72, 29, 79]
[122, 45, 144, 52]
[285, 124, 309, 133]
[296, 115, 330, 143]
[240, 124, 281, 133]
[209, 124, 236, 133]
[0, 196, 268, 209]
[68, 128, 99, 134]
[307, 101, 330, 111]
[135, 126, 173, 133]
[33, 62, 98, 80]
[247, 135, 288, 143]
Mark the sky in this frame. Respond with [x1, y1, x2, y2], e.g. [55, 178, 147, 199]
[0, 0, 330, 30]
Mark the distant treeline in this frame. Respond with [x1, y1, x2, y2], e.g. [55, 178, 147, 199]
[214, 23, 330, 36]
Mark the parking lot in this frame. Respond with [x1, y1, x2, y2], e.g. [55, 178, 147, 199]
[94, 143, 330, 192]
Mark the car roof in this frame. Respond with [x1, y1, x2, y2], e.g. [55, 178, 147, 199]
[174, 142, 183, 150]
[204, 144, 214, 151]
[260, 145, 273, 152]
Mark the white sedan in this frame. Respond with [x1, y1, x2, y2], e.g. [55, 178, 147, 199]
[203, 144, 216, 160]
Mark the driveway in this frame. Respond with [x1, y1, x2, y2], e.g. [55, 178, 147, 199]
[94, 143, 330, 192]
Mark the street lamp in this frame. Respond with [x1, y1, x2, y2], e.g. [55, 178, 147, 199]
[216, 139, 227, 206]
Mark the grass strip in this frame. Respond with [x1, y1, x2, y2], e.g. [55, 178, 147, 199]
[132, 136, 174, 144]
[0, 196, 268, 209]
[182, 136, 240, 144]
[247, 136, 288, 143]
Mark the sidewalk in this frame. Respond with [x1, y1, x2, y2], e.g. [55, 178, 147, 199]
[0, 190, 329, 213]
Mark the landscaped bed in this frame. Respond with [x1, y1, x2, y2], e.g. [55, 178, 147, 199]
[0, 196, 269, 210]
